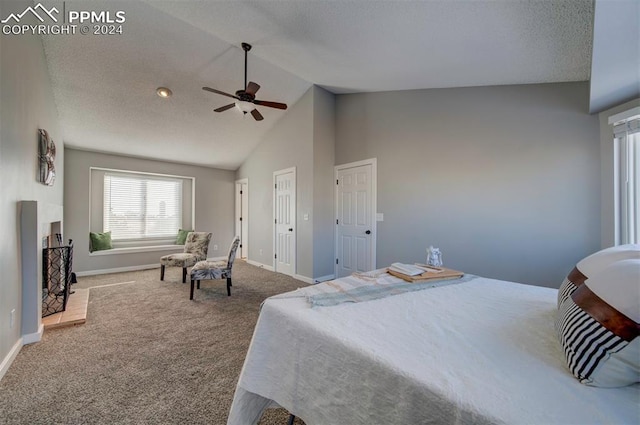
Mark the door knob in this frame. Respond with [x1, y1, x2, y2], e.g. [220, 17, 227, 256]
[365, 230, 371, 235]
[289, 228, 293, 232]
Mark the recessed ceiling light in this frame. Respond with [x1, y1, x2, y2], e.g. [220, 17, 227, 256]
[156, 87, 172, 98]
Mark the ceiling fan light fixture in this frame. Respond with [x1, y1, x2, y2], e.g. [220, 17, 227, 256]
[235, 100, 254, 114]
[156, 87, 172, 98]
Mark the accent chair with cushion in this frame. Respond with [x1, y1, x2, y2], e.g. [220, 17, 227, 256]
[189, 236, 240, 300]
[160, 232, 212, 283]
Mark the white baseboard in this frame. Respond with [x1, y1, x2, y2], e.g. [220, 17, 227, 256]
[294, 274, 313, 284]
[22, 324, 43, 344]
[293, 274, 334, 284]
[243, 261, 332, 285]
[245, 259, 274, 272]
[75, 263, 159, 277]
[0, 337, 23, 382]
[313, 274, 335, 283]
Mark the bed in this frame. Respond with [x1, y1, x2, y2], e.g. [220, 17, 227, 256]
[227, 271, 639, 424]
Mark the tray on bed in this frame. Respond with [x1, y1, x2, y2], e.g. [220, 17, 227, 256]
[387, 266, 464, 282]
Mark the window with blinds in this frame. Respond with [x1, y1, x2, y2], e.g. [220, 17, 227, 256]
[103, 172, 183, 241]
[614, 114, 640, 244]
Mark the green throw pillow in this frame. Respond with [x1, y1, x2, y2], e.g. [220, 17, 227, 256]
[89, 231, 112, 252]
[176, 229, 193, 245]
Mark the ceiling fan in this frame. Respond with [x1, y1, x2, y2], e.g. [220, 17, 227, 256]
[202, 42, 288, 121]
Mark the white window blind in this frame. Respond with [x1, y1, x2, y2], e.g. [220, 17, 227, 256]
[103, 172, 183, 241]
[614, 116, 640, 244]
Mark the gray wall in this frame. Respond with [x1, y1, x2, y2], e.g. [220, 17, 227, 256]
[64, 149, 235, 273]
[312, 87, 336, 278]
[589, 0, 640, 113]
[237, 87, 314, 276]
[336, 82, 601, 287]
[237, 86, 337, 281]
[0, 0, 64, 366]
[598, 98, 640, 247]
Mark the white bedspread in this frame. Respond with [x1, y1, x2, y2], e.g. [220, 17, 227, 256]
[228, 274, 640, 424]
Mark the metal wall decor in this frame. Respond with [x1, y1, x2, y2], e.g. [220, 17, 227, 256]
[38, 128, 56, 186]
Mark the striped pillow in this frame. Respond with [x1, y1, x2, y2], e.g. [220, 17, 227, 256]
[557, 267, 586, 308]
[555, 260, 640, 387]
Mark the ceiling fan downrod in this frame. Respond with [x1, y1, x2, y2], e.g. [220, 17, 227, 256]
[242, 42, 252, 92]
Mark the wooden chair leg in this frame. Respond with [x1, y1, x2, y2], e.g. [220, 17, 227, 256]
[227, 277, 232, 296]
[160, 265, 165, 281]
[190, 279, 195, 300]
[182, 268, 187, 283]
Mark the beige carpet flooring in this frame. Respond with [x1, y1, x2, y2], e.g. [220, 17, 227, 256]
[0, 261, 308, 424]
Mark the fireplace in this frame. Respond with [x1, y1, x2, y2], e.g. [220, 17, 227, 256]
[42, 241, 74, 317]
[20, 201, 64, 342]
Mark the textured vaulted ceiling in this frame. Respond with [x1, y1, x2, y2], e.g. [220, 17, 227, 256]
[39, 0, 595, 169]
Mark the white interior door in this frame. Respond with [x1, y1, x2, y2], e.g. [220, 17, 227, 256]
[235, 179, 248, 259]
[335, 159, 376, 278]
[274, 168, 296, 276]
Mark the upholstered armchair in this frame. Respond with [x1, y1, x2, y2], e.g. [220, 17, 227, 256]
[189, 236, 240, 300]
[160, 232, 212, 283]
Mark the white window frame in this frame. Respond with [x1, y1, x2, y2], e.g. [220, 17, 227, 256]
[89, 167, 196, 248]
[609, 107, 640, 245]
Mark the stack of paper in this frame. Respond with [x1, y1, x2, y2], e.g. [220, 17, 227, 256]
[388, 263, 426, 276]
[387, 263, 464, 283]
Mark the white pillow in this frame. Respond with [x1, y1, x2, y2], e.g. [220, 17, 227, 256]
[577, 244, 640, 277]
[558, 244, 640, 308]
[585, 259, 640, 323]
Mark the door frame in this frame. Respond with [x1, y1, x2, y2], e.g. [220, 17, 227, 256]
[273, 167, 297, 275]
[334, 158, 377, 277]
[235, 178, 248, 259]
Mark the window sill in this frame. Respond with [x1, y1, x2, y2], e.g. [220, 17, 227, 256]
[89, 245, 183, 256]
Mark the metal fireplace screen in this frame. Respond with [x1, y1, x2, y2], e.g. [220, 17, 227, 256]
[42, 244, 73, 317]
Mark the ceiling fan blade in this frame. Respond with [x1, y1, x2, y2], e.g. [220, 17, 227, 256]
[214, 103, 236, 113]
[202, 87, 239, 100]
[253, 99, 288, 110]
[246, 81, 261, 96]
[250, 109, 264, 121]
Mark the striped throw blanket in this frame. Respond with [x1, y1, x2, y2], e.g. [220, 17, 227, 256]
[307, 272, 476, 307]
